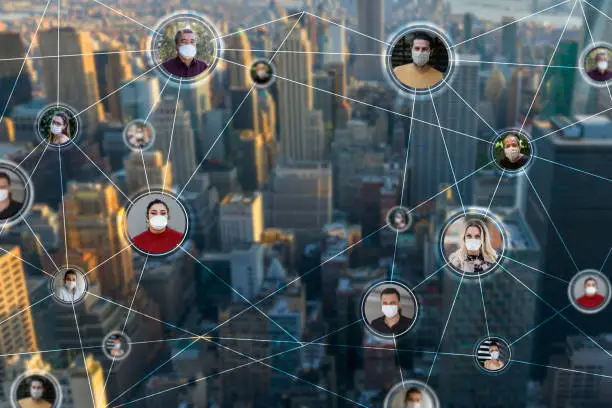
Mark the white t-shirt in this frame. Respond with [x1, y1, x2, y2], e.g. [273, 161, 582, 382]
[55, 286, 83, 303]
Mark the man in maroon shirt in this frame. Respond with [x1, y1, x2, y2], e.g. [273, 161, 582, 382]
[162, 28, 208, 78]
[132, 199, 183, 254]
[587, 51, 612, 83]
[576, 277, 605, 309]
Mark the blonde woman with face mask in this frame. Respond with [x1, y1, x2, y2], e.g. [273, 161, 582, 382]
[448, 219, 498, 274]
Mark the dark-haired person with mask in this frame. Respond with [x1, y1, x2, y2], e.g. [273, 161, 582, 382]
[587, 51, 612, 82]
[48, 111, 71, 145]
[55, 269, 83, 303]
[132, 199, 183, 253]
[0, 172, 23, 220]
[393, 32, 444, 89]
[483, 342, 505, 371]
[498, 133, 529, 170]
[369, 287, 413, 335]
[403, 387, 423, 408]
[18, 377, 51, 408]
[162, 28, 208, 78]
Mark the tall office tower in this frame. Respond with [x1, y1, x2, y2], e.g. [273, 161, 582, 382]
[0, 32, 32, 117]
[230, 87, 260, 134]
[94, 47, 133, 122]
[314, 73, 334, 124]
[63, 182, 133, 299]
[355, 0, 384, 81]
[542, 42, 578, 118]
[39, 28, 104, 135]
[434, 208, 540, 407]
[0, 247, 39, 387]
[124, 150, 172, 194]
[276, 26, 319, 161]
[363, 334, 398, 391]
[11, 99, 48, 143]
[151, 96, 197, 187]
[320, 226, 350, 318]
[236, 130, 267, 191]
[119, 77, 160, 121]
[226, 32, 252, 88]
[473, 171, 518, 208]
[409, 55, 481, 206]
[219, 192, 264, 250]
[182, 81, 211, 152]
[202, 108, 231, 160]
[501, 16, 518, 63]
[264, 163, 332, 246]
[60, 356, 108, 408]
[181, 172, 220, 251]
[324, 17, 347, 66]
[528, 115, 612, 359]
[507, 67, 542, 127]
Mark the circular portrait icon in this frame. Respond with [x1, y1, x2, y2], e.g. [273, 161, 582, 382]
[0, 160, 34, 228]
[386, 205, 413, 233]
[580, 42, 612, 87]
[386, 23, 455, 97]
[148, 11, 222, 86]
[492, 129, 533, 173]
[440, 210, 506, 277]
[50, 266, 88, 306]
[568, 269, 611, 314]
[384, 380, 440, 408]
[35, 103, 79, 147]
[11, 370, 62, 408]
[474, 336, 512, 375]
[250, 59, 276, 88]
[361, 280, 418, 339]
[102, 331, 132, 362]
[124, 189, 189, 256]
[123, 119, 155, 151]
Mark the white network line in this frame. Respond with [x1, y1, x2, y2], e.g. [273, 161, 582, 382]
[212, 10, 304, 41]
[532, 106, 612, 142]
[58, 147, 68, 265]
[0, 49, 154, 63]
[161, 78, 182, 194]
[91, 0, 160, 35]
[72, 300, 97, 408]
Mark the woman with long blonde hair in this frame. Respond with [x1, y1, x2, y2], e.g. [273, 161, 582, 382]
[448, 218, 498, 274]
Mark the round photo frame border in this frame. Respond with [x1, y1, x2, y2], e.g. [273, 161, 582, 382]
[250, 58, 277, 89]
[472, 335, 513, 376]
[101, 330, 133, 362]
[146, 10, 224, 89]
[567, 268, 612, 315]
[489, 128, 536, 177]
[383, 21, 458, 100]
[360, 279, 420, 340]
[383, 379, 441, 408]
[49, 264, 89, 307]
[438, 207, 508, 279]
[386, 205, 414, 234]
[34, 102, 81, 150]
[122, 119, 157, 152]
[10, 369, 63, 408]
[578, 41, 612, 89]
[122, 187, 191, 257]
[0, 159, 35, 229]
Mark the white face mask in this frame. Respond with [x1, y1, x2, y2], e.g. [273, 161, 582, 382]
[0, 188, 9, 201]
[113, 342, 122, 350]
[598, 61, 608, 71]
[51, 124, 63, 135]
[149, 215, 168, 231]
[256, 69, 268, 79]
[178, 44, 197, 58]
[490, 350, 500, 360]
[65, 281, 77, 291]
[412, 50, 430, 66]
[135, 131, 145, 140]
[406, 403, 421, 408]
[585, 286, 597, 295]
[504, 146, 521, 162]
[465, 238, 482, 251]
[30, 387, 43, 399]
[381, 304, 398, 318]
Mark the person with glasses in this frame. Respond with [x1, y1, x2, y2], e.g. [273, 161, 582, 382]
[162, 28, 208, 78]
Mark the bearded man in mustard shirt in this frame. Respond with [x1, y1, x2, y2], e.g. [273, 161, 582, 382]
[393, 32, 444, 89]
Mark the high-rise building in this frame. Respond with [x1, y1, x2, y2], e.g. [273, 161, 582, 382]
[409, 55, 481, 205]
[226, 32, 252, 88]
[94, 47, 133, 122]
[501, 16, 518, 63]
[237, 130, 268, 191]
[180, 172, 220, 251]
[39, 28, 104, 135]
[355, 0, 384, 81]
[201, 108, 231, 160]
[119, 77, 160, 121]
[219, 192, 264, 251]
[0, 32, 32, 118]
[124, 150, 172, 194]
[60, 355, 108, 408]
[11, 99, 48, 143]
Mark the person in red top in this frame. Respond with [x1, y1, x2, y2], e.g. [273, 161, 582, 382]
[576, 277, 605, 309]
[132, 199, 183, 254]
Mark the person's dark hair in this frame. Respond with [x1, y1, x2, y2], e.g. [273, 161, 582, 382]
[489, 341, 500, 350]
[64, 269, 77, 281]
[51, 111, 71, 137]
[502, 133, 520, 144]
[380, 287, 401, 302]
[404, 387, 422, 402]
[146, 199, 170, 216]
[0, 172, 11, 186]
[585, 277, 597, 286]
[175, 28, 195, 46]
[28, 376, 45, 387]
[412, 32, 433, 46]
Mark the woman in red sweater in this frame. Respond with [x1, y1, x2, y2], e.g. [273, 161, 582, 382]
[132, 199, 183, 254]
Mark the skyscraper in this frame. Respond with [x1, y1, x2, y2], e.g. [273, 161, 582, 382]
[219, 192, 264, 250]
[225, 32, 252, 88]
[124, 150, 172, 194]
[119, 77, 160, 121]
[355, 0, 384, 81]
[94, 47, 133, 122]
[0, 32, 32, 118]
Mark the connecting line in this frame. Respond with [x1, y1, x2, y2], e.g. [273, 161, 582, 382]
[224, 48, 389, 56]
[0, 246, 53, 277]
[177, 12, 305, 199]
[531, 107, 612, 143]
[455, 59, 583, 69]
[500, 264, 612, 359]
[534, 155, 612, 183]
[580, 0, 612, 103]
[392, 337, 406, 389]
[508, 304, 572, 347]
[58, 148, 68, 265]
[446, 81, 499, 138]
[511, 359, 612, 379]
[0, 344, 101, 358]
[24, 218, 61, 274]
[485, 170, 505, 217]
[0, 294, 53, 328]
[220, 57, 495, 145]
[161, 78, 182, 194]
[477, 275, 490, 337]
[83, 246, 131, 278]
[523, 169, 579, 272]
[451, 0, 573, 49]
[0, 0, 53, 127]
[0, 49, 155, 63]
[412, 263, 449, 291]
[91, 0, 161, 35]
[429, 88, 466, 214]
[15, 140, 45, 169]
[519, 0, 578, 133]
[71, 300, 97, 408]
[601, 247, 612, 272]
[426, 273, 466, 384]
[502, 255, 569, 283]
[304, 11, 391, 47]
[212, 10, 304, 42]
[56, 0, 60, 106]
[180, 247, 303, 345]
[583, 0, 612, 25]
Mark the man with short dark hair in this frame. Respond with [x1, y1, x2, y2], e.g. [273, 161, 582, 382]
[0, 172, 24, 220]
[587, 51, 612, 82]
[369, 287, 413, 335]
[392, 32, 444, 89]
[498, 133, 529, 170]
[162, 28, 208, 78]
[55, 269, 84, 303]
[132, 199, 183, 254]
[18, 376, 51, 408]
[403, 387, 423, 408]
